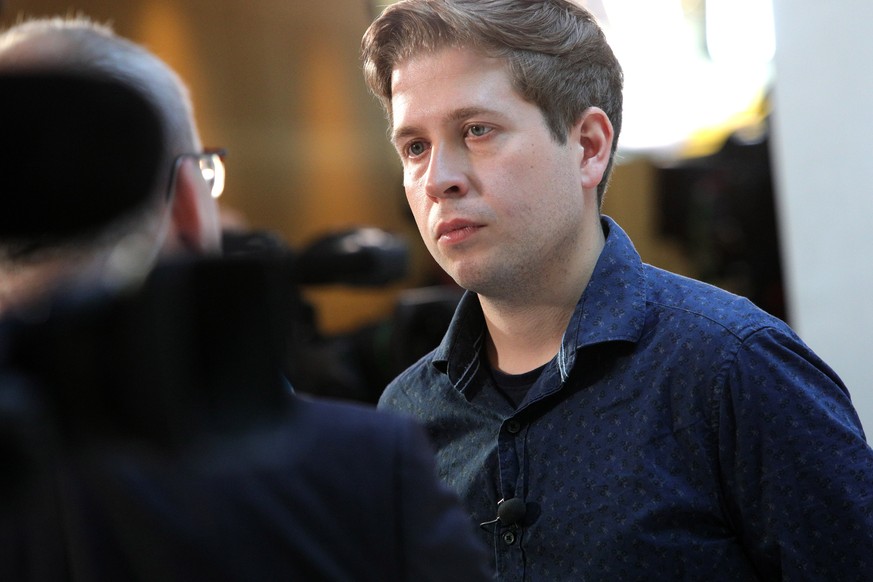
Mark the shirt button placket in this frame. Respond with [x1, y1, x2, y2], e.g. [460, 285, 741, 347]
[496, 417, 526, 579]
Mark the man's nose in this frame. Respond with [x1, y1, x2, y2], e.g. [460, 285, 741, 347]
[424, 145, 469, 200]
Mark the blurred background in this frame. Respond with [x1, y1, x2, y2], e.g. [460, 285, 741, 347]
[1, 0, 871, 430]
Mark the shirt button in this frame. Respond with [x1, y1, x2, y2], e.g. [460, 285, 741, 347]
[502, 531, 516, 545]
[506, 420, 521, 434]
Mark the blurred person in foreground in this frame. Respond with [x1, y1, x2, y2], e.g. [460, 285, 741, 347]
[0, 17, 489, 580]
[0, 17, 223, 315]
[362, 0, 873, 579]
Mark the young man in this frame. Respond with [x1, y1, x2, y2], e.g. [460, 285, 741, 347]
[362, 1, 873, 579]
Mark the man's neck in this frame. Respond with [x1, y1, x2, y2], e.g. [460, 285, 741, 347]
[479, 215, 605, 375]
[0, 251, 114, 317]
[0, 259, 72, 317]
[481, 300, 571, 374]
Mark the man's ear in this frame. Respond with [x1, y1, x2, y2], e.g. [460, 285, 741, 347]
[572, 107, 614, 191]
[167, 158, 222, 254]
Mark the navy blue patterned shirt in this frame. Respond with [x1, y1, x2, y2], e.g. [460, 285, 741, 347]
[379, 216, 873, 581]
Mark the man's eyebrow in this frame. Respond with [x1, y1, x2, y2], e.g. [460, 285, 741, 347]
[391, 124, 422, 146]
[391, 106, 499, 145]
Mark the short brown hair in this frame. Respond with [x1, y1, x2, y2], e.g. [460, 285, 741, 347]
[361, 0, 623, 203]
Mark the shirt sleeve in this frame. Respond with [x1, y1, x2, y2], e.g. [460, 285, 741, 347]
[717, 326, 873, 580]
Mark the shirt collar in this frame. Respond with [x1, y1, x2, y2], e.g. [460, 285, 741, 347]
[432, 215, 648, 387]
[432, 290, 485, 391]
[557, 215, 648, 379]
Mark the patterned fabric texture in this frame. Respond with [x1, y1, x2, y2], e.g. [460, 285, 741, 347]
[380, 216, 873, 581]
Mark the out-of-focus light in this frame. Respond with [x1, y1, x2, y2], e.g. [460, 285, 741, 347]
[209, 161, 225, 199]
[706, 0, 775, 67]
[581, 0, 774, 158]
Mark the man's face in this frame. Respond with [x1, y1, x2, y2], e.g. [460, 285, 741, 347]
[390, 46, 593, 299]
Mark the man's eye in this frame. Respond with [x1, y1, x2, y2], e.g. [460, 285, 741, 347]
[407, 141, 427, 157]
[467, 125, 490, 137]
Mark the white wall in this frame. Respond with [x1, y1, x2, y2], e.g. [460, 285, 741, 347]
[770, 0, 873, 434]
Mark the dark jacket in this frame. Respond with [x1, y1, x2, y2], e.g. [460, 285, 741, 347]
[0, 257, 490, 581]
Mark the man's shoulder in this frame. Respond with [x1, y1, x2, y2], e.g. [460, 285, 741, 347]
[286, 394, 426, 460]
[592, 217, 790, 346]
[379, 348, 449, 411]
[642, 263, 790, 341]
[296, 393, 411, 431]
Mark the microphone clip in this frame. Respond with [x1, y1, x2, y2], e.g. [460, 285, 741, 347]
[479, 497, 527, 530]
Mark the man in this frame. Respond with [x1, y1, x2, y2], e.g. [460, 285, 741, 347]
[363, 1, 873, 579]
[0, 18, 490, 580]
[0, 17, 223, 315]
